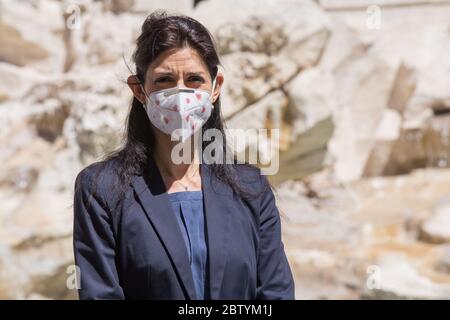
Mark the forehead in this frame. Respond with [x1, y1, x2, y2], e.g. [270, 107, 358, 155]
[148, 47, 209, 74]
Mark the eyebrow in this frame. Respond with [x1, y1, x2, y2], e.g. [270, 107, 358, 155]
[185, 72, 206, 77]
[152, 71, 206, 77]
[153, 72, 173, 77]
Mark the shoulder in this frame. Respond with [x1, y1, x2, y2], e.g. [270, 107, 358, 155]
[231, 163, 274, 205]
[228, 164, 279, 232]
[235, 163, 272, 191]
[233, 163, 263, 185]
[74, 157, 122, 201]
[75, 158, 118, 185]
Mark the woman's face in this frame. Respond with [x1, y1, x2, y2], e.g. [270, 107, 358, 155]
[128, 47, 223, 105]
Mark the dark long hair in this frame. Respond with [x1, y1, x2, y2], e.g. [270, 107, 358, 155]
[94, 10, 264, 205]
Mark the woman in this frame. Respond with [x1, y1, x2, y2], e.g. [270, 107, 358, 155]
[73, 11, 294, 300]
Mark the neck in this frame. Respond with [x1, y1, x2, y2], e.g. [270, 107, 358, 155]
[152, 130, 201, 179]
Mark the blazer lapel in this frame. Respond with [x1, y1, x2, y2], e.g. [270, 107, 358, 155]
[200, 162, 233, 300]
[130, 156, 197, 300]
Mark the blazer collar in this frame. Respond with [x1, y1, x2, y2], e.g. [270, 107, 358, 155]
[130, 155, 233, 300]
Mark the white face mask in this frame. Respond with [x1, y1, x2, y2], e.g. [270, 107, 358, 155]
[141, 77, 216, 142]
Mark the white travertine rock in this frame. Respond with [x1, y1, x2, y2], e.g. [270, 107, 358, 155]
[375, 109, 402, 141]
[221, 53, 299, 118]
[319, 0, 450, 8]
[1, 0, 64, 72]
[287, 67, 335, 137]
[364, 254, 450, 299]
[132, 0, 192, 14]
[420, 200, 450, 244]
[0, 63, 49, 101]
[192, 0, 331, 118]
[328, 55, 396, 182]
[1, 0, 450, 300]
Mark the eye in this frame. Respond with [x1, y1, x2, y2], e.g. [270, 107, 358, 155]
[187, 76, 205, 83]
[154, 76, 173, 84]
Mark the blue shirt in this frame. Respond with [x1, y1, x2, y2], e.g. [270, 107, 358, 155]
[168, 190, 208, 300]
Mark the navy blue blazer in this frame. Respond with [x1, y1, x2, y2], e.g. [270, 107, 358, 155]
[73, 157, 295, 300]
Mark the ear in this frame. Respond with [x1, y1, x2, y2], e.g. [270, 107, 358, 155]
[211, 72, 224, 104]
[127, 75, 146, 104]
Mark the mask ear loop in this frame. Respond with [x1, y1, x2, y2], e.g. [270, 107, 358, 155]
[138, 79, 150, 107]
[210, 76, 217, 105]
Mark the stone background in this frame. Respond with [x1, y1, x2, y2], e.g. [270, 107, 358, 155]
[1, 0, 450, 299]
